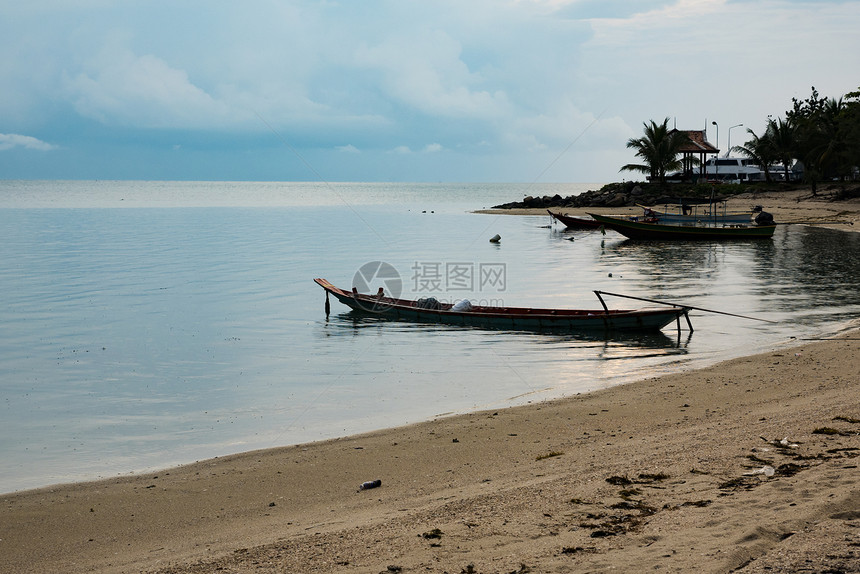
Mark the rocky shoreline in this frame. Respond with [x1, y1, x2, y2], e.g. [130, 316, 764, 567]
[492, 181, 860, 210]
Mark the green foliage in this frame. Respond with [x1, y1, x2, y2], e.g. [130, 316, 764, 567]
[620, 118, 689, 184]
[745, 86, 859, 192]
[631, 86, 860, 190]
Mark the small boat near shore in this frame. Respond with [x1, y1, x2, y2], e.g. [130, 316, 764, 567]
[587, 213, 777, 240]
[315, 278, 691, 333]
[547, 210, 604, 229]
[637, 202, 758, 225]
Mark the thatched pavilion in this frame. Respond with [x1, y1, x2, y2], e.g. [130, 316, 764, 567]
[670, 129, 719, 181]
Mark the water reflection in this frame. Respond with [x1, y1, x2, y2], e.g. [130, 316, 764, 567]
[320, 310, 692, 358]
[599, 237, 776, 280]
[762, 227, 860, 301]
[4, 190, 859, 494]
[589, 226, 860, 323]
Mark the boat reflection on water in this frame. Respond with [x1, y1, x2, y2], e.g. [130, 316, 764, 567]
[598, 234, 778, 274]
[594, 225, 860, 326]
[315, 277, 689, 334]
[322, 310, 692, 359]
[588, 212, 776, 241]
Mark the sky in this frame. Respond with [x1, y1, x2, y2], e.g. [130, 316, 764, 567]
[1, 0, 859, 183]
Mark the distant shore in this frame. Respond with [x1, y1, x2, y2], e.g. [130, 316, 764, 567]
[477, 185, 860, 232]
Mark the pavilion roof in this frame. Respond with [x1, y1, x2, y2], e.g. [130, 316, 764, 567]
[670, 129, 719, 153]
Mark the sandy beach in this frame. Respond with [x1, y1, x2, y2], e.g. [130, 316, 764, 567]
[2, 187, 859, 574]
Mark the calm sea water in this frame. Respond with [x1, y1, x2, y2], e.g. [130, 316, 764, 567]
[2, 180, 859, 493]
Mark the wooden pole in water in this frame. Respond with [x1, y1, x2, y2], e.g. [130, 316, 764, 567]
[594, 291, 777, 323]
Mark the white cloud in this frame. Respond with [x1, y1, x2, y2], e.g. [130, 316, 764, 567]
[0, 133, 56, 151]
[576, 0, 860, 143]
[63, 48, 236, 129]
[353, 28, 513, 120]
[1, 0, 859, 181]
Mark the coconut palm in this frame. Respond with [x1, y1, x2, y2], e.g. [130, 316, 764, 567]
[843, 89, 860, 177]
[766, 117, 797, 183]
[620, 118, 688, 184]
[733, 128, 778, 183]
[808, 97, 850, 180]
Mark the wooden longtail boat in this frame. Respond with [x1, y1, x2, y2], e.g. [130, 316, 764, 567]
[636, 203, 756, 225]
[587, 213, 777, 240]
[315, 278, 691, 332]
[547, 210, 604, 229]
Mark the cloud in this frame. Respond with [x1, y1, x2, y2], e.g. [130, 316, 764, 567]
[63, 48, 235, 129]
[550, 0, 677, 19]
[1, 0, 859, 181]
[353, 28, 512, 121]
[575, 0, 860, 136]
[0, 133, 56, 151]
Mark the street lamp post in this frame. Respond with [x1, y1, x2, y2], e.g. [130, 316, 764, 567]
[711, 121, 719, 180]
[727, 124, 743, 158]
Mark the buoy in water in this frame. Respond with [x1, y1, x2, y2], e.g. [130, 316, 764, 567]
[489, 234, 501, 243]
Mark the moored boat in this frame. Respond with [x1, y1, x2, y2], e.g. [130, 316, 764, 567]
[315, 278, 690, 332]
[547, 210, 604, 229]
[637, 202, 757, 224]
[587, 213, 776, 240]
[664, 156, 801, 183]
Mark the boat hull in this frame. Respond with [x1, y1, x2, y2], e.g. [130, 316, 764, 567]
[315, 278, 687, 332]
[637, 204, 754, 224]
[547, 210, 603, 229]
[587, 213, 776, 240]
[650, 212, 752, 224]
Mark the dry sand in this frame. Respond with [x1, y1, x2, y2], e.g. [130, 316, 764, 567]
[2, 187, 859, 574]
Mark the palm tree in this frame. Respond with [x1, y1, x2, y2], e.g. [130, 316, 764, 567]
[843, 89, 860, 179]
[620, 118, 688, 184]
[808, 97, 849, 180]
[766, 117, 797, 183]
[733, 128, 777, 183]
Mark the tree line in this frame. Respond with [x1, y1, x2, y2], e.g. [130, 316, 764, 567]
[622, 86, 860, 192]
